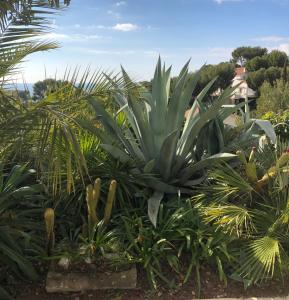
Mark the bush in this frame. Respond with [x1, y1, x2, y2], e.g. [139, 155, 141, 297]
[195, 146, 289, 286]
[256, 79, 289, 116]
[267, 50, 288, 68]
[115, 199, 234, 295]
[261, 110, 289, 141]
[0, 164, 46, 299]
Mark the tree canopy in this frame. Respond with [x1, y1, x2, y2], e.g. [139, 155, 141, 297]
[32, 78, 65, 101]
[231, 46, 268, 66]
[233, 47, 289, 91]
[194, 62, 235, 95]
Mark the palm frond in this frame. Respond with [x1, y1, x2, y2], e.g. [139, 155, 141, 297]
[203, 163, 254, 202]
[203, 205, 254, 237]
[0, 1, 69, 81]
[239, 236, 283, 283]
[0, 68, 122, 194]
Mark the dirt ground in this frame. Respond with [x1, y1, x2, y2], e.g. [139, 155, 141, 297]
[14, 265, 289, 300]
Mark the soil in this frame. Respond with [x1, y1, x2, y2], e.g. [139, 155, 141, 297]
[14, 265, 289, 300]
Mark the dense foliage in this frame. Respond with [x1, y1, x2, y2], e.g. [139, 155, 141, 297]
[261, 110, 289, 141]
[1, 1, 289, 299]
[231, 46, 268, 66]
[256, 80, 289, 115]
[83, 60, 242, 226]
[196, 146, 289, 285]
[0, 164, 46, 299]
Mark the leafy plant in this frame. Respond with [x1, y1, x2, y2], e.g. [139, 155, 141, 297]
[0, 1, 71, 81]
[86, 178, 117, 236]
[115, 199, 234, 295]
[261, 110, 289, 141]
[195, 145, 289, 286]
[79, 221, 118, 261]
[256, 80, 289, 116]
[0, 0, 116, 196]
[0, 163, 46, 299]
[83, 59, 241, 226]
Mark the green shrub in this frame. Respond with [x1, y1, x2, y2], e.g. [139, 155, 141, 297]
[0, 164, 46, 299]
[115, 199, 234, 295]
[261, 110, 289, 141]
[195, 145, 289, 286]
[256, 79, 289, 116]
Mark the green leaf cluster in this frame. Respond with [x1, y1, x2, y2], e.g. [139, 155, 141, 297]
[84, 58, 239, 226]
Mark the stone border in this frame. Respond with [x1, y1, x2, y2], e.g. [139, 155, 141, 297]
[46, 264, 137, 293]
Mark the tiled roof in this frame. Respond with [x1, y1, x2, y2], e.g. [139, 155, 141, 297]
[235, 67, 246, 76]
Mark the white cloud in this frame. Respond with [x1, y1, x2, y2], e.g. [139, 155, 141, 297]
[77, 48, 135, 55]
[278, 43, 289, 54]
[113, 23, 138, 31]
[43, 33, 70, 40]
[64, 23, 140, 32]
[115, 1, 126, 6]
[143, 51, 173, 59]
[213, 0, 242, 4]
[42, 33, 110, 42]
[253, 36, 289, 42]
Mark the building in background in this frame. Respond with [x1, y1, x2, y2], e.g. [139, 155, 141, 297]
[231, 67, 257, 108]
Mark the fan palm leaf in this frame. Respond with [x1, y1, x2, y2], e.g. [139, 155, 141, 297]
[197, 146, 289, 284]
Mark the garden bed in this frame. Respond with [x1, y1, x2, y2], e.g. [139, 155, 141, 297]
[16, 265, 289, 300]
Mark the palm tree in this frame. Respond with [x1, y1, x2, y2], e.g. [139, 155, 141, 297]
[0, 1, 120, 194]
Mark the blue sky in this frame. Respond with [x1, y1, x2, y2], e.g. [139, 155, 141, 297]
[19, 0, 289, 83]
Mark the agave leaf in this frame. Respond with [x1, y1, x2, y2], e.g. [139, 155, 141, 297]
[246, 119, 277, 144]
[178, 84, 238, 162]
[208, 119, 225, 155]
[177, 77, 219, 159]
[88, 97, 139, 158]
[167, 62, 201, 133]
[179, 153, 237, 183]
[219, 101, 247, 121]
[113, 94, 143, 145]
[182, 76, 218, 138]
[77, 118, 115, 145]
[144, 177, 193, 194]
[148, 190, 164, 227]
[101, 144, 131, 164]
[126, 90, 155, 160]
[144, 159, 155, 173]
[150, 58, 171, 152]
[158, 129, 180, 181]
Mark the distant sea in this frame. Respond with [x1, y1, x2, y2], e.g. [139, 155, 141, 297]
[6, 83, 34, 95]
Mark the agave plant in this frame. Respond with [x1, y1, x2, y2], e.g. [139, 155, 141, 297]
[83, 59, 241, 225]
[195, 145, 289, 285]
